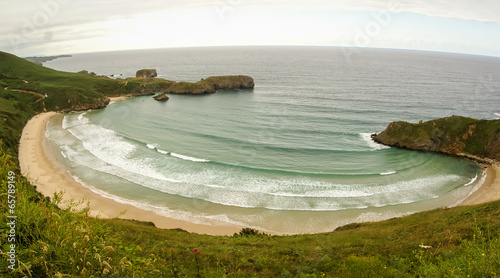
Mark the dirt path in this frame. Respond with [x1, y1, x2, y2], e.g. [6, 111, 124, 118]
[5, 87, 46, 102]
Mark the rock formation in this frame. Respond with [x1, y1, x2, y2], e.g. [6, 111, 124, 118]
[164, 81, 216, 94]
[153, 93, 169, 101]
[203, 75, 255, 90]
[164, 75, 254, 95]
[372, 115, 500, 163]
[136, 69, 158, 78]
[61, 98, 110, 113]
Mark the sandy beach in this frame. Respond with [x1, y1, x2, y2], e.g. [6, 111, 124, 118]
[459, 163, 500, 206]
[18, 112, 500, 236]
[108, 95, 132, 103]
[18, 112, 241, 236]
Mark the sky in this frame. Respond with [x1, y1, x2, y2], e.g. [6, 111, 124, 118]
[1, 0, 500, 57]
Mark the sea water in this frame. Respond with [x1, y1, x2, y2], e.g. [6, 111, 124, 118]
[44, 46, 500, 234]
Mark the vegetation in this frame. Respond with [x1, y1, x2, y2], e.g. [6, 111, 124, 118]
[374, 116, 500, 162]
[0, 51, 499, 277]
[164, 76, 254, 94]
[0, 51, 173, 112]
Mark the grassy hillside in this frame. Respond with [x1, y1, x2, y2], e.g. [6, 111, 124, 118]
[0, 51, 173, 112]
[373, 116, 500, 163]
[0, 51, 499, 277]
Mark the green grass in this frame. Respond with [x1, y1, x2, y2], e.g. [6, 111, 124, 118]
[375, 116, 500, 161]
[0, 51, 499, 277]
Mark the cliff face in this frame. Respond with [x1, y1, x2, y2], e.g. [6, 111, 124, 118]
[373, 116, 500, 163]
[60, 98, 110, 113]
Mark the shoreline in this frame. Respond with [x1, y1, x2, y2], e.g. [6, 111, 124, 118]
[108, 95, 132, 103]
[18, 112, 500, 236]
[458, 163, 500, 206]
[18, 112, 241, 236]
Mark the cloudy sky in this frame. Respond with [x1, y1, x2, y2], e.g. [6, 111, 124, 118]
[1, 0, 500, 57]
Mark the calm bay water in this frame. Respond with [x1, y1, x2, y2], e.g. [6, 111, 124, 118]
[44, 47, 500, 233]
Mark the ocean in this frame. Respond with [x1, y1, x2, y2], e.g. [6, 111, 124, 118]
[44, 46, 500, 234]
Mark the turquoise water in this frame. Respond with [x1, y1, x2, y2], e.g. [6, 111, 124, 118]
[44, 47, 500, 234]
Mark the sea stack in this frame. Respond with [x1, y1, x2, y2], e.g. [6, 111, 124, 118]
[153, 93, 169, 101]
[136, 69, 158, 78]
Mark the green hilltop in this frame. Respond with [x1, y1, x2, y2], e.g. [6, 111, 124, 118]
[373, 116, 500, 163]
[0, 51, 499, 277]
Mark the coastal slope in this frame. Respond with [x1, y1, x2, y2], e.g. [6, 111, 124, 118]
[0, 51, 172, 113]
[373, 116, 500, 163]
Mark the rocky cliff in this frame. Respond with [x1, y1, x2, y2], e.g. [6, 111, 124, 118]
[164, 75, 254, 94]
[60, 98, 110, 113]
[136, 69, 158, 78]
[372, 116, 500, 163]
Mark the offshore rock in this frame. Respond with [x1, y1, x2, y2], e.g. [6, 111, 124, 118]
[136, 69, 158, 78]
[372, 115, 500, 163]
[153, 92, 169, 101]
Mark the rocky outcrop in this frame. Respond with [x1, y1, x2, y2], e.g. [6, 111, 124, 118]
[164, 75, 254, 95]
[60, 98, 110, 113]
[153, 93, 169, 101]
[203, 75, 255, 90]
[136, 69, 157, 78]
[372, 116, 500, 163]
[164, 81, 216, 94]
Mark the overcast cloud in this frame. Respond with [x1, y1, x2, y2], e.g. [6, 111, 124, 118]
[1, 0, 500, 56]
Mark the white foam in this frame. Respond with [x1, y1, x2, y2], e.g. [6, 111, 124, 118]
[77, 111, 88, 122]
[146, 143, 157, 150]
[61, 115, 72, 130]
[451, 169, 487, 207]
[380, 170, 396, 176]
[494, 113, 500, 118]
[269, 190, 374, 198]
[68, 175, 252, 228]
[464, 173, 478, 186]
[63, 114, 171, 183]
[359, 133, 391, 151]
[170, 152, 210, 163]
[157, 149, 169, 155]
